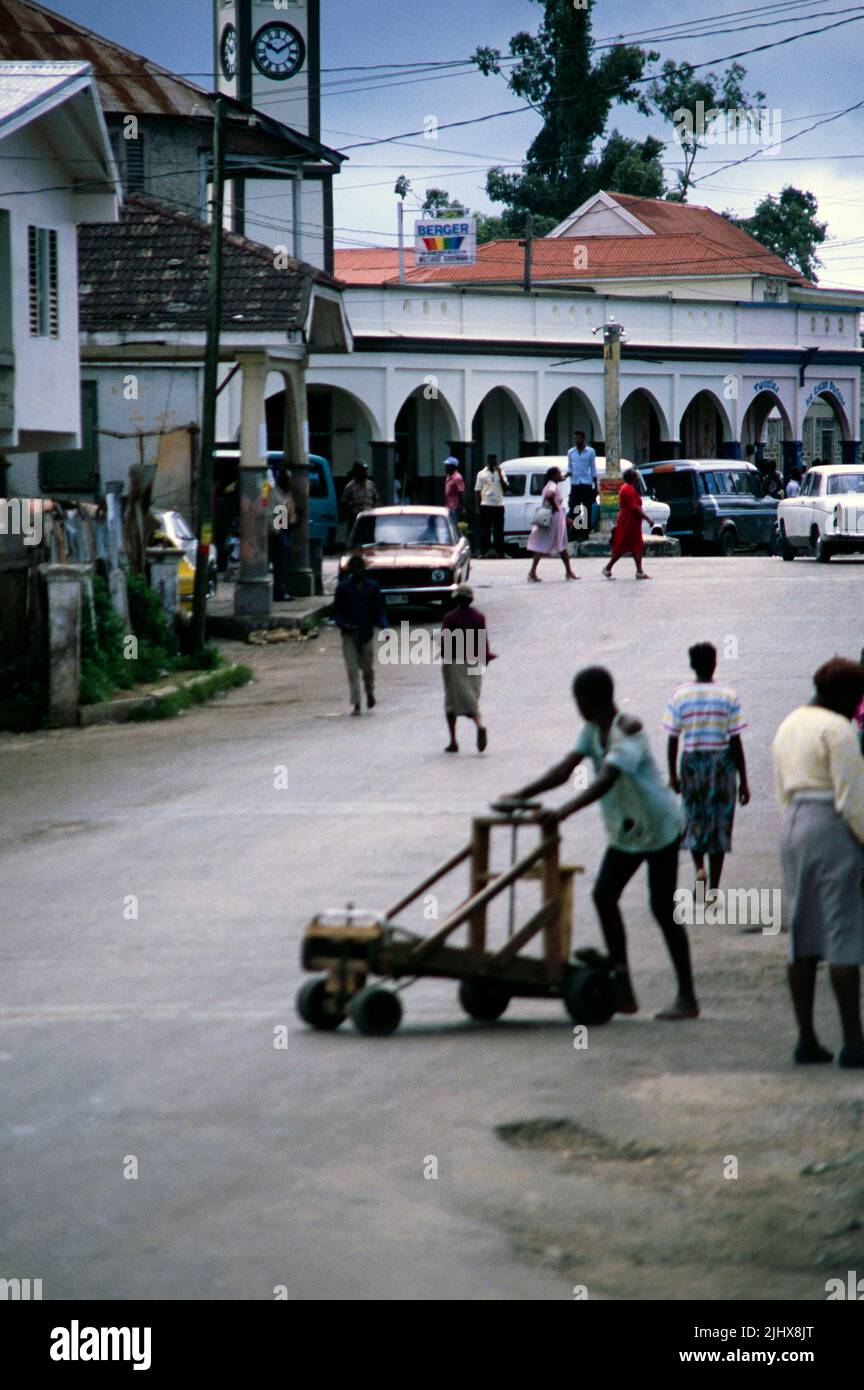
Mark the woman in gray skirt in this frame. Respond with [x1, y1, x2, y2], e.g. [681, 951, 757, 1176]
[440, 585, 495, 753]
[772, 658, 864, 1068]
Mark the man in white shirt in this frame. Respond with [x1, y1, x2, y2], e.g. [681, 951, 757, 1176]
[566, 431, 598, 533]
[784, 468, 801, 498]
[473, 457, 509, 557]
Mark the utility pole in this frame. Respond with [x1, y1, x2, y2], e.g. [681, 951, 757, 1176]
[192, 95, 226, 655]
[397, 198, 406, 285]
[602, 318, 623, 478]
[521, 212, 533, 292]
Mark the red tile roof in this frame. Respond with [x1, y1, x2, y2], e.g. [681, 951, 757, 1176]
[336, 193, 807, 288]
[334, 247, 416, 284]
[344, 233, 805, 287]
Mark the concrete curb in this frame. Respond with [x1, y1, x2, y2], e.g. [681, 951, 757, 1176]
[78, 664, 251, 726]
[206, 598, 333, 641]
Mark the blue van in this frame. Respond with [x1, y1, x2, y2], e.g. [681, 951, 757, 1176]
[214, 448, 338, 550]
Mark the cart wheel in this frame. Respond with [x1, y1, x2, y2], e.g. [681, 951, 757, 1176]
[458, 979, 510, 1022]
[563, 966, 614, 1026]
[296, 976, 345, 1031]
[349, 986, 403, 1037]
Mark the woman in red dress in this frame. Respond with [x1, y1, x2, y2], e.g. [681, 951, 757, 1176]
[601, 469, 652, 580]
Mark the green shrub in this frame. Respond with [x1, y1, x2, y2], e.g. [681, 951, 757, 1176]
[79, 577, 132, 704]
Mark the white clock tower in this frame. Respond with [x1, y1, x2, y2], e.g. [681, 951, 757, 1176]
[212, 0, 335, 268]
[214, 0, 321, 142]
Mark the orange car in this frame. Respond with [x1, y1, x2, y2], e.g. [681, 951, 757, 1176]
[339, 506, 471, 610]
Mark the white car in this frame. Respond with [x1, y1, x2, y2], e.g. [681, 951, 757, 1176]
[498, 455, 670, 549]
[777, 464, 864, 562]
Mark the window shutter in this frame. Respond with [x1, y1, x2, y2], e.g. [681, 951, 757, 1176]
[27, 227, 59, 337]
[47, 229, 58, 337]
[125, 137, 146, 192]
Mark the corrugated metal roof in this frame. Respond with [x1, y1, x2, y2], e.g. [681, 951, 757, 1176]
[0, 0, 212, 116]
[0, 57, 90, 127]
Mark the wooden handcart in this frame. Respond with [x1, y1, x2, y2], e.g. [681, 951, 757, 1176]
[297, 803, 615, 1036]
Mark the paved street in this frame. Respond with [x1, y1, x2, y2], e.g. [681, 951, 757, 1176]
[2, 553, 863, 1301]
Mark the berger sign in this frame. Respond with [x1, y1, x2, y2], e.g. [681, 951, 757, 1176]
[415, 217, 476, 266]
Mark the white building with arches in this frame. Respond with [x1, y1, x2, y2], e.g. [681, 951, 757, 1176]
[304, 192, 864, 505]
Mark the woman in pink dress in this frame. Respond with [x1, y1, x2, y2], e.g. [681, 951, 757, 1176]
[527, 467, 578, 582]
[602, 468, 651, 580]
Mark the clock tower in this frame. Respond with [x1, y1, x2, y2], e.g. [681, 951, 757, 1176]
[214, 0, 321, 142]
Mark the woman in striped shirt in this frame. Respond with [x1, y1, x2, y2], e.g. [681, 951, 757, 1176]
[664, 643, 750, 894]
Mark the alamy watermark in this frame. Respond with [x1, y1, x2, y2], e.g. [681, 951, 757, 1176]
[673, 102, 781, 154]
[673, 879, 781, 933]
[0, 497, 42, 546]
[378, 621, 487, 672]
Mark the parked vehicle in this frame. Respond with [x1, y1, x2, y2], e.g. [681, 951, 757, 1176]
[150, 508, 218, 606]
[339, 506, 471, 609]
[776, 464, 864, 562]
[212, 448, 339, 551]
[498, 455, 669, 549]
[636, 460, 777, 554]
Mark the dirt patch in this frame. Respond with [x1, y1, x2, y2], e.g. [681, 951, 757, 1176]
[497, 1117, 662, 1163]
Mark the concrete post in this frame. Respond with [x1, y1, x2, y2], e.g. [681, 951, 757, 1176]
[38, 563, 86, 728]
[234, 352, 272, 617]
[370, 441, 397, 510]
[602, 320, 623, 478]
[146, 548, 184, 624]
[281, 361, 314, 598]
[104, 481, 130, 626]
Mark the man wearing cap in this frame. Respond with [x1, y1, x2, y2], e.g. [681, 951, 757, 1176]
[341, 462, 379, 539]
[443, 457, 466, 526]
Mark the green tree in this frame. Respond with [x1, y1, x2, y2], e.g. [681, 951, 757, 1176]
[647, 60, 765, 201]
[730, 187, 827, 280]
[472, 0, 661, 225]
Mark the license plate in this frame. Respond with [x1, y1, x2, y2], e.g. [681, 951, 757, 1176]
[387, 593, 409, 605]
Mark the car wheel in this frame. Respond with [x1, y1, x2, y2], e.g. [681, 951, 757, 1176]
[719, 528, 736, 557]
[779, 523, 795, 562]
[813, 530, 833, 563]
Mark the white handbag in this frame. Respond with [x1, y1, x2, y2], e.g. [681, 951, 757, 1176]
[533, 501, 553, 527]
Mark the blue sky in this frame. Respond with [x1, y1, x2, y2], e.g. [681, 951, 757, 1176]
[43, 0, 864, 286]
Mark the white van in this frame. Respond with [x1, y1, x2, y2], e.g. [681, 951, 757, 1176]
[498, 455, 669, 548]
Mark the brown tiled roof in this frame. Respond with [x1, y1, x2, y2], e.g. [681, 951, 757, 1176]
[78, 195, 339, 334]
[0, 0, 211, 116]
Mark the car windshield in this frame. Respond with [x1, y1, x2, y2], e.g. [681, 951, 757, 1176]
[170, 513, 195, 541]
[647, 471, 695, 500]
[352, 514, 452, 546]
[827, 474, 864, 495]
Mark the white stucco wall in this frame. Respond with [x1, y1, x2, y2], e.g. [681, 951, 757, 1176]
[0, 124, 84, 452]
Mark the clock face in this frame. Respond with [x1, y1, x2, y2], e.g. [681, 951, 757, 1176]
[252, 22, 305, 81]
[220, 23, 237, 80]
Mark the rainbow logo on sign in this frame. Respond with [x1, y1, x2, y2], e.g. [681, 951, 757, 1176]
[420, 233, 465, 252]
[414, 218, 476, 266]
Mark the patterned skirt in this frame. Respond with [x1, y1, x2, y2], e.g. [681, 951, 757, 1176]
[679, 748, 737, 853]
